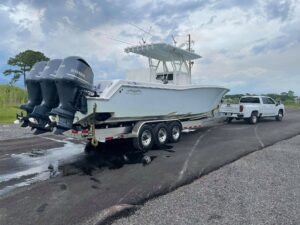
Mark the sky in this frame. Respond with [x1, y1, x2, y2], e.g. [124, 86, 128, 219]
[0, 0, 299, 95]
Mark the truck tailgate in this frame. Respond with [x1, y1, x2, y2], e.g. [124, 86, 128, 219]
[220, 104, 240, 113]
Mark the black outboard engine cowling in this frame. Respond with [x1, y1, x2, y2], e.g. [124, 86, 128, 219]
[30, 59, 62, 131]
[20, 61, 47, 114]
[50, 56, 94, 134]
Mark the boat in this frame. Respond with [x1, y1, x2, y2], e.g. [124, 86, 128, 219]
[20, 43, 229, 143]
[70, 43, 229, 128]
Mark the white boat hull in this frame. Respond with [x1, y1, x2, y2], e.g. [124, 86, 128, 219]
[74, 80, 229, 123]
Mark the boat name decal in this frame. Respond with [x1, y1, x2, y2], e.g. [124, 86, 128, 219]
[126, 88, 142, 95]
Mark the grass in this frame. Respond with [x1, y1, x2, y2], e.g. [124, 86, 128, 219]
[0, 85, 27, 107]
[0, 85, 27, 124]
[0, 105, 25, 124]
[284, 102, 300, 109]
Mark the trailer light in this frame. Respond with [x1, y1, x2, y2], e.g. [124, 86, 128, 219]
[105, 137, 113, 141]
[82, 129, 89, 136]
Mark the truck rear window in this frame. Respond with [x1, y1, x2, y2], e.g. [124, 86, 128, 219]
[240, 97, 260, 103]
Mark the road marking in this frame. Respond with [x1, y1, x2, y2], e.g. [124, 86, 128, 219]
[177, 128, 211, 182]
[254, 125, 265, 148]
[40, 136, 66, 143]
[117, 187, 137, 204]
[82, 204, 137, 225]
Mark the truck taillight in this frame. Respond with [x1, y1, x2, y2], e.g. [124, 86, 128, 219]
[239, 105, 244, 112]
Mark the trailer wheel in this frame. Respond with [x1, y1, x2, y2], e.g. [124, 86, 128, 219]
[168, 121, 182, 143]
[133, 124, 154, 152]
[153, 123, 169, 147]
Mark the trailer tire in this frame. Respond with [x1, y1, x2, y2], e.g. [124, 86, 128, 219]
[168, 121, 182, 143]
[133, 124, 154, 152]
[153, 123, 169, 147]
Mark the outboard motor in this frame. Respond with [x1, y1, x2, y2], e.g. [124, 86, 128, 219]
[50, 56, 94, 134]
[19, 61, 47, 127]
[29, 59, 62, 133]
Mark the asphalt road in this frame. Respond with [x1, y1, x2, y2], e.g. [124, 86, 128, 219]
[113, 135, 300, 225]
[0, 109, 300, 225]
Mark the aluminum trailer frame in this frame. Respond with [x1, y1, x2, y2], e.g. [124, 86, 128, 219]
[65, 110, 224, 151]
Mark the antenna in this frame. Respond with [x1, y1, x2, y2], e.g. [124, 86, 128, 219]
[171, 35, 177, 46]
[98, 32, 134, 45]
[128, 23, 154, 37]
[128, 23, 156, 44]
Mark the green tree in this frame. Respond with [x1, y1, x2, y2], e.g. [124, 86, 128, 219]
[287, 90, 294, 97]
[3, 50, 49, 85]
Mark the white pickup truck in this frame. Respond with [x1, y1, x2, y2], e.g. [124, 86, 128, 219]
[220, 96, 285, 124]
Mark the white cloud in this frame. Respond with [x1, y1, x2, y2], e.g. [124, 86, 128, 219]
[0, 0, 299, 95]
[0, 2, 45, 53]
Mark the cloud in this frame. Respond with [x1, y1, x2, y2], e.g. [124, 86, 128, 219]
[264, 0, 293, 21]
[212, 0, 257, 10]
[0, 0, 299, 95]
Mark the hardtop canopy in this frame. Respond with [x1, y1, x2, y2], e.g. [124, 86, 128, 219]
[125, 43, 201, 61]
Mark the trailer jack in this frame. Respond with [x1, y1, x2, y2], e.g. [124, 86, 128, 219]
[90, 103, 98, 147]
[90, 124, 98, 147]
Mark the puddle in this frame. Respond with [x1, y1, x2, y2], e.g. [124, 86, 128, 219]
[0, 139, 85, 196]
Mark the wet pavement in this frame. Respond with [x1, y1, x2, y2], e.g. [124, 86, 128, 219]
[0, 109, 300, 225]
[0, 137, 85, 196]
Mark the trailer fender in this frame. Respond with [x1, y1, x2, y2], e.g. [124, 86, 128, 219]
[131, 121, 148, 138]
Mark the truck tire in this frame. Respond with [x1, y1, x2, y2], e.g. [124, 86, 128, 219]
[168, 121, 182, 143]
[248, 113, 258, 124]
[133, 124, 154, 152]
[276, 110, 283, 121]
[153, 123, 169, 147]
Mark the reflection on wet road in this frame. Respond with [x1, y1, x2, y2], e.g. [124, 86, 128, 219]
[0, 139, 85, 196]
